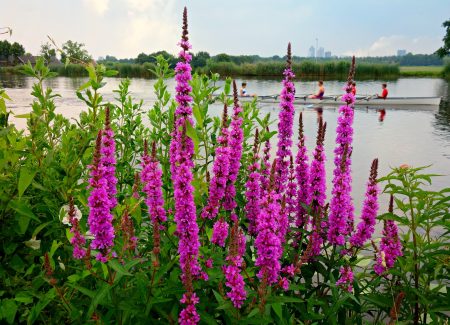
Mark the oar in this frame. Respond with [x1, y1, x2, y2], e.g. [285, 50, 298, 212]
[354, 94, 376, 105]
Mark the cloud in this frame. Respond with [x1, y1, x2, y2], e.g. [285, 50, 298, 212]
[346, 35, 441, 57]
[83, 0, 110, 15]
[116, 0, 179, 57]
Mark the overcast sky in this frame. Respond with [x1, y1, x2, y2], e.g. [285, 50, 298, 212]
[1, 0, 449, 59]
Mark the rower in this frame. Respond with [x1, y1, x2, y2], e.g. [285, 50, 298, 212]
[240, 82, 256, 97]
[308, 80, 325, 99]
[377, 83, 388, 99]
[351, 81, 357, 96]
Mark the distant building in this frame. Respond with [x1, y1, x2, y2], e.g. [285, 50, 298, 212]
[397, 49, 407, 56]
[18, 54, 38, 65]
[317, 47, 325, 58]
[324, 51, 332, 58]
[308, 46, 315, 58]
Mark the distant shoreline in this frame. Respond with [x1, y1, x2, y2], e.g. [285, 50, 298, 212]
[1, 62, 448, 80]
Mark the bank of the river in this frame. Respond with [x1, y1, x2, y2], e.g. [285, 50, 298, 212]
[1, 61, 399, 79]
[399, 65, 444, 77]
[2, 62, 450, 80]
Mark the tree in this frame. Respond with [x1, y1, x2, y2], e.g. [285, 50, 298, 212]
[0, 40, 11, 59]
[191, 51, 210, 68]
[61, 40, 91, 63]
[40, 42, 57, 63]
[435, 19, 450, 58]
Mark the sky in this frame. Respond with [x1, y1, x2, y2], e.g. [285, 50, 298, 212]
[1, 0, 449, 59]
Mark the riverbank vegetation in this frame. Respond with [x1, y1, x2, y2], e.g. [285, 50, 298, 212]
[1, 9, 449, 325]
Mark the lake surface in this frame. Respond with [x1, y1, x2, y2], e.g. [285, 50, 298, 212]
[2, 75, 450, 217]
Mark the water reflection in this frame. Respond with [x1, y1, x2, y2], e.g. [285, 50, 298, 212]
[378, 109, 386, 122]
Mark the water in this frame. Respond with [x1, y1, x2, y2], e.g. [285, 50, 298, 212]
[1, 75, 450, 216]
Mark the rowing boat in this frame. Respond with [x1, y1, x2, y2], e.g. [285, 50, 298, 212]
[236, 95, 442, 106]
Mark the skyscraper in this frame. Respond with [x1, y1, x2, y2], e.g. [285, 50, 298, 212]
[324, 51, 332, 58]
[317, 47, 325, 58]
[308, 46, 315, 58]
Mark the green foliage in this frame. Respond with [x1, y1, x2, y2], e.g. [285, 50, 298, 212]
[435, 19, 450, 58]
[0, 40, 25, 63]
[377, 167, 450, 324]
[0, 55, 448, 325]
[60, 40, 92, 64]
[39, 42, 57, 64]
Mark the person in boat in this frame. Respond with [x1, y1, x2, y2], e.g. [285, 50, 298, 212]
[240, 82, 256, 97]
[351, 81, 357, 96]
[309, 80, 325, 99]
[377, 83, 388, 99]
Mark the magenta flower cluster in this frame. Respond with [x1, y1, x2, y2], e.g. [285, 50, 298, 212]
[202, 114, 230, 220]
[223, 224, 247, 308]
[245, 136, 261, 236]
[223, 87, 244, 211]
[350, 159, 380, 247]
[275, 43, 296, 194]
[141, 142, 167, 225]
[255, 174, 283, 285]
[374, 200, 403, 275]
[211, 218, 229, 247]
[171, 8, 201, 325]
[328, 84, 356, 245]
[87, 126, 116, 263]
[308, 119, 327, 255]
[260, 138, 271, 193]
[295, 113, 310, 228]
[336, 266, 354, 292]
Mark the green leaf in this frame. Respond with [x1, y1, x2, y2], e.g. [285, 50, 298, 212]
[77, 80, 91, 92]
[192, 104, 204, 126]
[14, 113, 32, 118]
[185, 119, 199, 155]
[108, 259, 132, 276]
[88, 283, 112, 318]
[18, 168, 37, 197]
[86, 64, 97, 82]
[271, 303, 283, 320]
[14, 292, 33, 304]
[32, 221, 53, 238]
[8, 200, 38, 222]
[27, 288, 56, 324]
[0, 299, 18, 324]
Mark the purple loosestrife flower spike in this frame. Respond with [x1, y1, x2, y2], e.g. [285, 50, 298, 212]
[350, 159, 380, 248]
[308, 119, 327, 255]
[202, 105, 230, 220]
[275, 43, 296, 194]
[141, 141, 167, 258]
[328, 58, 356, 245]
[260, 130, 271, 193]
[68, 196, 86, 259]
[88, 131, 115, 262]
[223, 222, 247, 308]
[295, 113, 310, 228]
[211, 218, 229, 247]
[141, 140, 167, 224]
[336, 265, 354, 292]
[255, 161, 283, 285]
[101, 106, 118, 210]
[223, 81, 244, 211]
[245, 130, 261, 235]
[374, 195, 403, 274]
[286, 156, 297, 219]
[171, 8, 200, 325]
[309, 117, 327, 208]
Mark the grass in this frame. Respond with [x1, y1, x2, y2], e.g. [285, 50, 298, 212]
[3, 63, 448, 79]
[399, 66, 444, 77]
